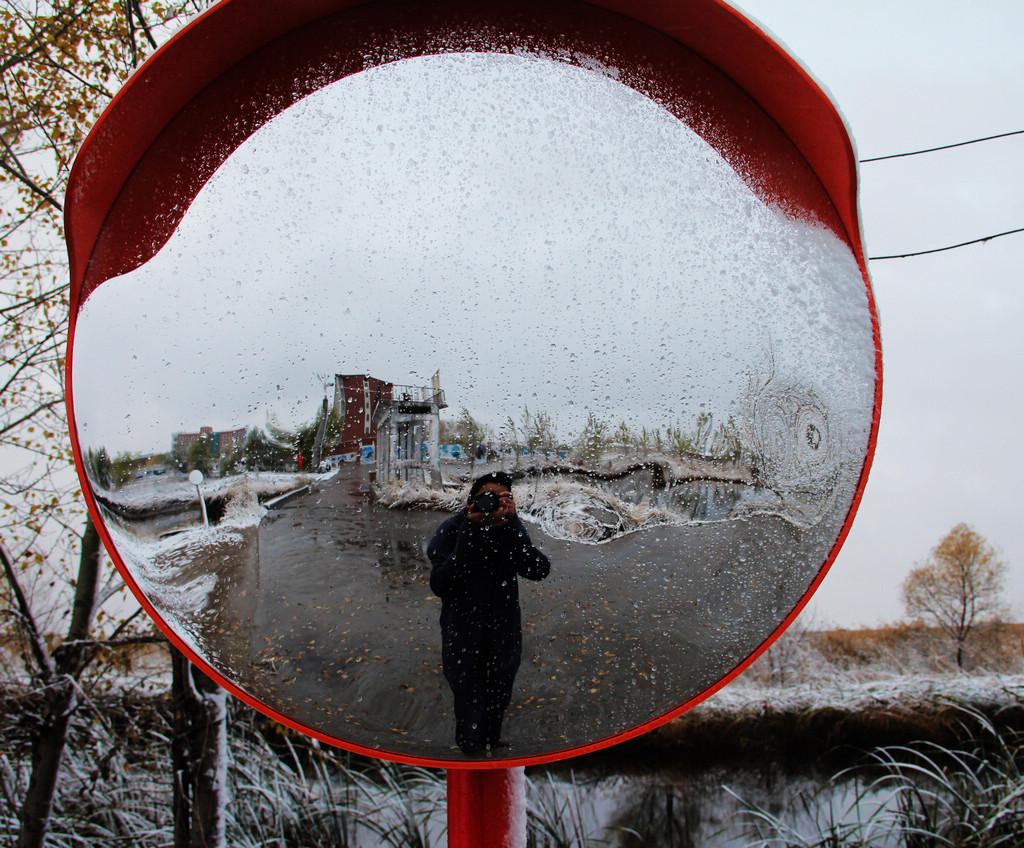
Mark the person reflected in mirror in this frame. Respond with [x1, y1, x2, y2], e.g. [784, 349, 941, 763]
[427, 471, 550, 755]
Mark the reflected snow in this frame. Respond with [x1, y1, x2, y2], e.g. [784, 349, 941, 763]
[100, 465, 845, 759]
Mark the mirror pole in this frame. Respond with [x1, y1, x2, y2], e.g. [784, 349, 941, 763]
[446, 768, 525, 847]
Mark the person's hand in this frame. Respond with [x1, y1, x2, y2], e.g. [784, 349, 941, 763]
[465, 502, 488, 524]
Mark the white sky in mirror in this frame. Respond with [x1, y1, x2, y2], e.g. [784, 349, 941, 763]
[73, 53, 873, 470]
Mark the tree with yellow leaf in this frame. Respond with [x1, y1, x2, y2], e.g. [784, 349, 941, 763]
[902, 523, 1008, 670]
[1, 0, 185, 631]
[2, 4, 217, 846]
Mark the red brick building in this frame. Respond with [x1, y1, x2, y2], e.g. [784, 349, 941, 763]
[329, 374, 393, 457]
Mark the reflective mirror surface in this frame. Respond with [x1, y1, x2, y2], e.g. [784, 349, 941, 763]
[72, 53, 875, 760]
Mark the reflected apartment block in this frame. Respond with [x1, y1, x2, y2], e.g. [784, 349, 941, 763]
[172, 425, 248, 458]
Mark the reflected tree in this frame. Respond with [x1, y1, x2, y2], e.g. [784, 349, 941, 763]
[241, 426, 293, 472]
[218, 444, 243, 476]
[665, 423, 694, 457]
[295, 402, 343, 468]
[709, 416, 742, 462]
[453, 406, 488, 464]
[693, 412, 712, 455]
[523, 406, 557, 455]
[574, 411, 609, 467]
[605, 783, 703, 848]
[186, 439, 212, 475]
[614, 420, 633, 451]
[637, 427, 651, 456]
[501, 415, 523, 466]
[462, 407, 488, 446]
[110, 450, 145, 486]
[84, 446, 113, 489]
[660, 411, 743, 461]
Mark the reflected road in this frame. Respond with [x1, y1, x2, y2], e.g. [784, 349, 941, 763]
[196, 466, 841, 760]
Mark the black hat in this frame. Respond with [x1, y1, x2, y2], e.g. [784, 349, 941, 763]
[468, 471, 514, 497]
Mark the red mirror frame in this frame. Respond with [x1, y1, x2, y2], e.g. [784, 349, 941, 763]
[65, 0, 881, 769]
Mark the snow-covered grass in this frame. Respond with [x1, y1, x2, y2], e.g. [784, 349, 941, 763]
[374, 449, 846, 542]
[516, 479, 678, 544]
[0, 697, 447, 847]
[102, 487, 269, 657]
[700, 673, 1024, 718]
[110, 504, 256, 587]
[1, 691, 1020, 847]
[374, 477, 688, 544]
[98, 469, 334, 511]
[731, 703, 1024, 848]
[739, 619, 1024, 688]
[374, 479, 464, 512]
[601, 450, 753, 484]
[226, 723, 444, 847]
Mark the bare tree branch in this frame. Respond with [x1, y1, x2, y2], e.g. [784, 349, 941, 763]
[0, 399, 62, 437]
[0, 137, 63, 210]
[0, 538, 53, 680]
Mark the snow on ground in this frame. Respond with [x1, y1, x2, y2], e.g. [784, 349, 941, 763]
[57, 645, 1024, 719]
[375, 446, 851, 543]
[700, 672, 1024, 717]
[374, 479, 464, 512]
[109, 529, 228, 658]
[602, 451, 754, 484]
[374, 476, 684, 544]
[516, 479, 678, 543]
[104, 486, 271, 657]
[98, 469, 336, 511]
[91, 472, 330, 661]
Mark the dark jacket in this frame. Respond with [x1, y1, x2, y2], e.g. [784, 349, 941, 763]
[427, 512, 550, 685]
[427, 511, 550, 750]
[428, 512, 550, 608]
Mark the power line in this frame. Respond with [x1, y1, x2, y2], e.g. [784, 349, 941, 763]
[860, 129, 1024, 257]
[860, 129, 1023, 162]
[869, 227, 1024, 260]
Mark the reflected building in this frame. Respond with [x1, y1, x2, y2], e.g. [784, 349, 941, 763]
[172, 425, 248, 460]
[327, 374, 393, 461]
[374, 372, 447, 487]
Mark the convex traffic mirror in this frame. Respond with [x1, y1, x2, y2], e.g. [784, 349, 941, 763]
[67, 0, 880, 764]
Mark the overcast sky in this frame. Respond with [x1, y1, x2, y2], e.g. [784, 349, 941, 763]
[732, 0, 1024, 626]
[73, 0, 1022, 628]
[73, 53, 874, 471]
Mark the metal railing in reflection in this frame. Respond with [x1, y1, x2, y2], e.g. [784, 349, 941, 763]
[387, 384, 447, 409]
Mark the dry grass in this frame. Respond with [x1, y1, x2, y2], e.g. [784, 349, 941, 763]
[814, 622, 1024, 674]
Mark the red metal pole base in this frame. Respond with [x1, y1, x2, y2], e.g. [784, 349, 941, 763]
[447, 768, 526, 848]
